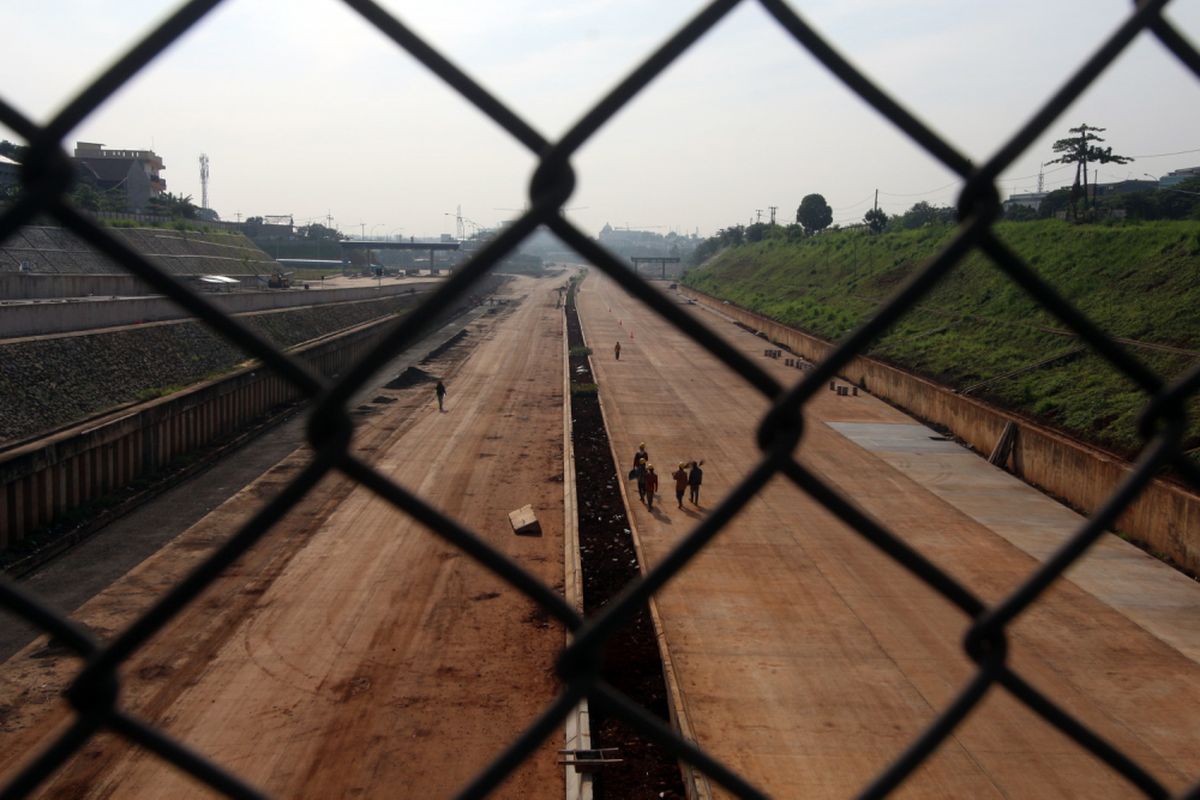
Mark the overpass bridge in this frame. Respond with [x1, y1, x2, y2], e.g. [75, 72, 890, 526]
[339, 239, 460, 275]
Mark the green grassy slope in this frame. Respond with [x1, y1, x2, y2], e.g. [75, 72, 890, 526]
[683, 220, 1200, 460]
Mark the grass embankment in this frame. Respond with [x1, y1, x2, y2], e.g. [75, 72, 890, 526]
[684, 219, 1200, 461]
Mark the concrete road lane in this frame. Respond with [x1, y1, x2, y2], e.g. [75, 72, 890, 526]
[577, 272, 1200, 798]
[0, 274, 569, 799]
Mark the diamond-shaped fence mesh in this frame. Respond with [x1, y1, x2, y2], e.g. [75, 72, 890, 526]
[2, 0, 1200, 797]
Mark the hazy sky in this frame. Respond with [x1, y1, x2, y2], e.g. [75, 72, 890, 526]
[5, 1, 1199, 237]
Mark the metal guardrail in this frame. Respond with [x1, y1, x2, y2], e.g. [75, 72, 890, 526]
[2, 1, 1199, 797]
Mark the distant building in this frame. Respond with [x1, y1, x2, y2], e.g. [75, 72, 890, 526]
[72, 141, 166, 212]
[1003, 192, 1047, 212]
[1093, 178, 1156, 198]
[0, 155, 19, 193]
[1160, 166, 1200, 187]
[598, 223, 698, 266]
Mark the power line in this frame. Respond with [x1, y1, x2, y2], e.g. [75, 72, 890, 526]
[1130, 146, 1200, 159]
[832, 195, 874, 211]
[877, 180, 961, 198]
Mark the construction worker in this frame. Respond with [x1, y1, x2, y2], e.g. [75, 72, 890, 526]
[632, 442, 649, 469]
[435, 380, 447, 412]
[688, 460, 704, 505]
[672, 463, 689, 509]
[644, 464, 659, 510]
[614, 341, 621, 360]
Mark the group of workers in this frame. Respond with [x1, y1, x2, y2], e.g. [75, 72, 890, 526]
[630, 442, 703, 511]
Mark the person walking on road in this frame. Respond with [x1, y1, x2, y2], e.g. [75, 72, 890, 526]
[435, 380, 447, 412]
[672, 463, 689, 509]
[688, 460, 704, 505]
[614, 341, 621, 360]
[632, 442, 649, 470]
[644, 464, 659, 510]
[634, 457, 648, 503]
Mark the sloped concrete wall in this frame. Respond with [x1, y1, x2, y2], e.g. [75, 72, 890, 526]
[0, 282, 435, 338]
[1, 225, 277, 277]
[0, 274, 505, 551]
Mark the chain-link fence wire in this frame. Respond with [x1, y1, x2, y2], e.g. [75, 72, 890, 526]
[2, 0, 1200, 797]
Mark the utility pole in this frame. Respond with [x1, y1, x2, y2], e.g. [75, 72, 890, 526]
[755, 208, 763, 224]
[768, 205, 777, 225]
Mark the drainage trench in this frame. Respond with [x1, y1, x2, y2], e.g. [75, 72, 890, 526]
[565, 290, 686, 800]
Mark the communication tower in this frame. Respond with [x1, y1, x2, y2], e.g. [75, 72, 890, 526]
[199, 153, 210, 211]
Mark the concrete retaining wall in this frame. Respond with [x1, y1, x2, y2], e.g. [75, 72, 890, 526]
[0, 281, 436, 338]
[679, 285, 1200, 575]
[0, 320, 369, 549]
[0, 274, 503, 550]
[0, 273, 158, 300]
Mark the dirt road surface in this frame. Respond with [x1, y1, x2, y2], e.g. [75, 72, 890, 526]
[576, 272, 1200, 798]
[0, 274, 568, 798]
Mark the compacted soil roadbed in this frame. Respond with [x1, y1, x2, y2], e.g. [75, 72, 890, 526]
[577, 273, 1200, 798]
[0, 275, 567, 798]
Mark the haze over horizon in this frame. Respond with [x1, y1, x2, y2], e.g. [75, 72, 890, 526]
[5, 1, 1199, 238]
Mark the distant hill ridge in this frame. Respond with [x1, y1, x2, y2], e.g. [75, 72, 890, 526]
[683, 219, 1200, 460]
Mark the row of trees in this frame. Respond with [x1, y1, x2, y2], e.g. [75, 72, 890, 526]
[793, 193, 957, 236]
[691, 181, 1198, 265]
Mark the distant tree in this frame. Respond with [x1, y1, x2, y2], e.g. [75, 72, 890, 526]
[1158, 177, 1200, 220]
[147, 191, 197, 219]
[1002, 204, 1039, 222]
[796, 194, 833, 234]
[895, 201, 954, 230]
[745, 222, 770, 243]
[68, 184, 104, 212]
[297, 222, 346, 241]
[863, 207, 888, 233]
[1036, 188, 1071, 219]
[689, 236, 721, 265]
[66, 181, 127, 213]
[242, 216, 265, 237]
[1046, 123, 1132, 219]
[1098, 178, 1200, 221]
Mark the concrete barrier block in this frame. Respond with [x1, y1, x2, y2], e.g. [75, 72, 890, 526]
[509, 504, 542, 537]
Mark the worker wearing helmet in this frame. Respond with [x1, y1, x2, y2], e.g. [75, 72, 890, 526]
[672, 463, 689, 509]
[632, 442, 649, 469]
[643, 464, 659, 510]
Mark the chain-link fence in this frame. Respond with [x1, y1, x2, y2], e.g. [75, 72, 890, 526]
[3, 1, 1200, 797]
